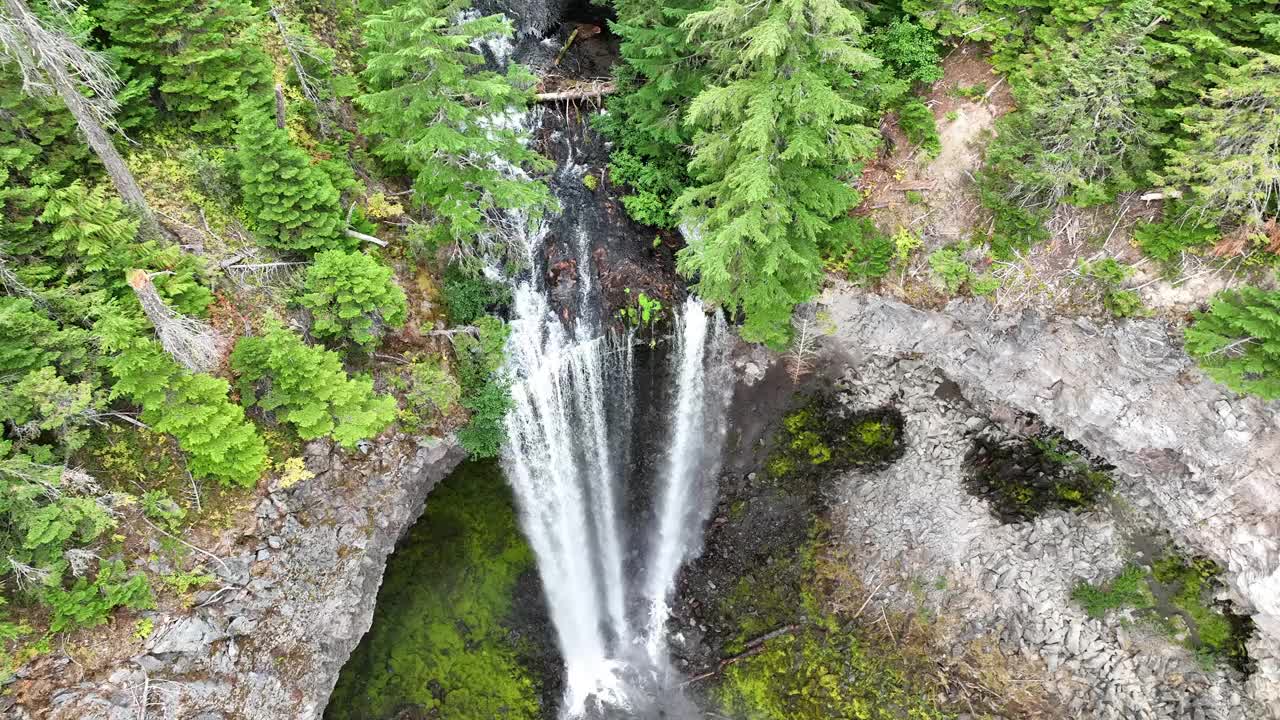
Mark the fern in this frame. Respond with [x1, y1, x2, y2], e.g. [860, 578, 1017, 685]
[1185, 287, 1280, 399]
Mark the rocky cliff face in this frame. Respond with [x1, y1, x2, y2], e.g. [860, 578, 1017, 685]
[821, 289, 1280, 718]
[8, 436, 465, 720]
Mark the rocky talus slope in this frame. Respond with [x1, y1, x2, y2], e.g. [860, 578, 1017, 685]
[7, 436, 464, 720]
[822, 289, 1279, 719]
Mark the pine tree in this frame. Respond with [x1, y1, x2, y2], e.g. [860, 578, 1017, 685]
[298, 250, 408, 349]
[1161, 50, 1280, 228]
[94, 0, 271, 134]
[357, 0, 550, 251]
[675, 0, 882, 347]
[231, 319, 397, 448]
[1184, 287, 1280, 400]
[234, 104, 344, 252]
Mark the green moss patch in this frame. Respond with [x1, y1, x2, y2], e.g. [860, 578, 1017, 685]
[765, 395, 905, 488]
[325, 461, 544, 720]
[708, 525, 949, 720]
[965, 430, 1114, 522]
[1072, 553, 1255, 673]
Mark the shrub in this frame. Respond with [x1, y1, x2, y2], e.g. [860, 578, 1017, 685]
[441, 265, 511, 325]
[298, 250, 408, 349]
[1184, 287, 1280, 400]
[978, 175, 1050, 259]
[231, 320, 397, 448]
[453, 316, 511, 458]
[898, 100, 941, 158]
[45, 560, 153, 633]
[397, 353, 461, 435]
[1133, 219, 1218, 266]
[234, 104, 344, 252]
[928, 247, 971, 292]
[870, 19, 944, 85]
[99, 314, 267, 487]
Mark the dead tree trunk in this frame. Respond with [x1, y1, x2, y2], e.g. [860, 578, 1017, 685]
[0, 0, 160, 237]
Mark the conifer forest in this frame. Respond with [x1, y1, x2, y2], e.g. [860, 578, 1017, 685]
[0, 1, 1277, 719]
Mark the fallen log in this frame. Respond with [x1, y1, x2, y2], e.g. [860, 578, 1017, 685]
[344, 228, 389, 247]
[534, 82, 616, 103]
[680, 624, 799, 687]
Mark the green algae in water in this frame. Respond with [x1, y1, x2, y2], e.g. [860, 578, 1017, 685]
[325, 461, 541, 720]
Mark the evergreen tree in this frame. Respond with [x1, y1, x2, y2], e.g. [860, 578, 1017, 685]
[983, 0, 1164, 209]
[1185, 287, 1280, 400]
[599, 0, 707, 228]
[298, 250, 408, 349]
[357, 0, 550, 251]
[675, 0, 882, 347]
[1161, 50, 1280, 227]
[234, 104, 345, 252]
[231, 319, 397, 448]
[94, 0, 271, 134]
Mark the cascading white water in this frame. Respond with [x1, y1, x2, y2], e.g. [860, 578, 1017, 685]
[482, 102, 732, 717]
[643, 298, 730, 663]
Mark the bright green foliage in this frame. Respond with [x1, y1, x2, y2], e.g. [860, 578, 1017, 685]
[441, 265, 511, 325]
[675, 0, 883, 347]
[1073, 553, 1254, 671]
[928, 247, 971, 293]
[234, 105, 344, 252]
[1184, 287, 1280, 399]
[452, 316, 511, 458]
[298, 250, 408, 349]
[45, 560, 153, 634]
[0, 445, 116, 595]
[99, 316, 267, 487]
[141, 489, 187, 531]
[326, 461, 539, 720]
[395, 353, 461, 435]
[717, 625, 948, 720]
[870, 19, 944, 85]
[94, 0, 271, 133]
[1161, 51, 1280, 227]
[1072, 565, 1154, 618]
[231, 320, 397, 449]
[1133, 219, 1219, 266]
[600, 0, 707, 228]
[984, 1, 1163, 210]
[897, 100, 941, 157]
[357, 0, 551, 249]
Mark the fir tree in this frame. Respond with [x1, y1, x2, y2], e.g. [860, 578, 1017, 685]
[675, 0, 882, 347]
[94, 0, 271, 134]
[1185, 287, 1280, 400]
[1161, 50, 1280, 227]
[357, 0, 550, 251]
[599, 0, 707, 228]
[983, 0, 1164, 209]
[234, 104, 344, 252]
[298, 250, 408, 349]
[232, 319, 397, 448]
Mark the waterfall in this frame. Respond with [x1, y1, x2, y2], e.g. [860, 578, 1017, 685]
[488, 108, 732, 717]
[643, 298, 730, 662]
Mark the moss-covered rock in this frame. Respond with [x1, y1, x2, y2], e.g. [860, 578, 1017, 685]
[1072, 551, 1255, 673]
[965, 430, 1114, 522]
[765, 395, 905, 487]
